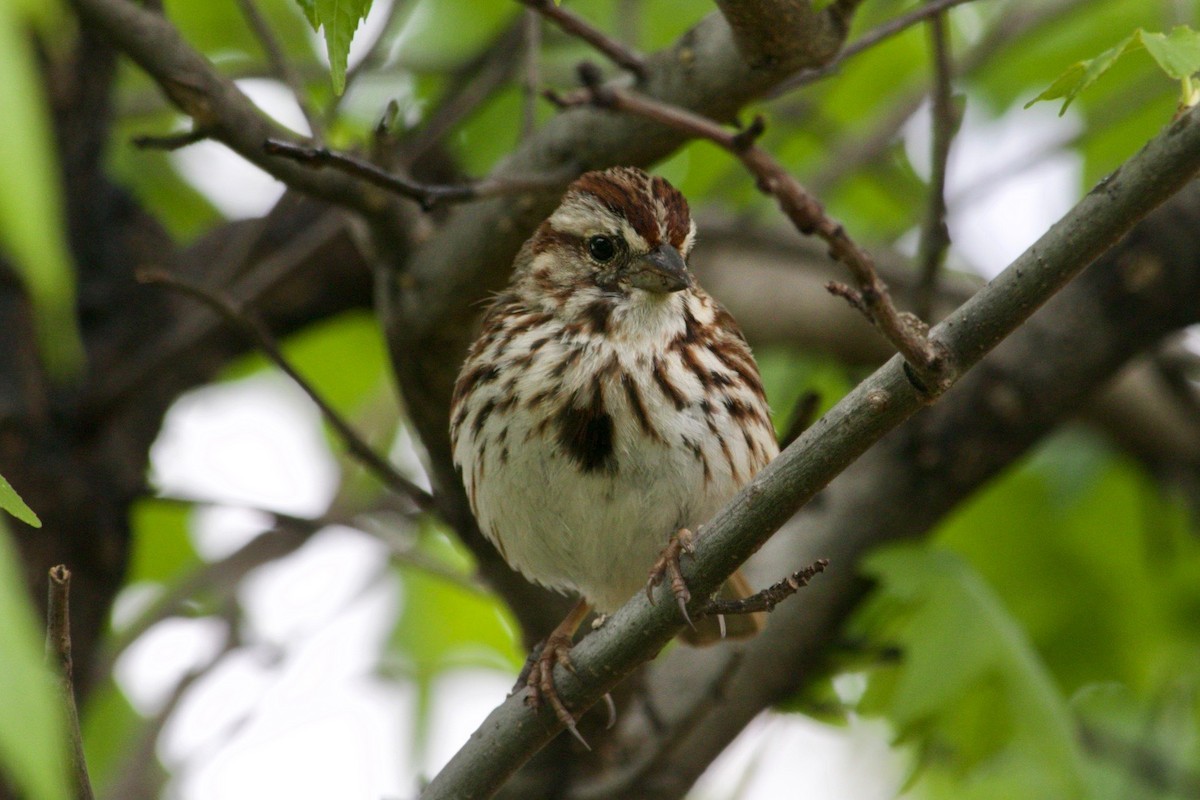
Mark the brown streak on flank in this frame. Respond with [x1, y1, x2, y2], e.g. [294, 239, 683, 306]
[716, 432, 741, 484]
[652, 356, 688, 409]
[679, 345, 712, 389]
[622, 371, 661, 442]
[471, 397, 497, 437]
[451, 362, 499, 408]
[711, 341, 766, 397]
[550, 347, 583, 379]
[713, 305, 751, 345]
[683, 436, 712, 486]
[650, 175, 692, 249]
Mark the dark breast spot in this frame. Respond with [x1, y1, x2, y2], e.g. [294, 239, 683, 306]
[556, 384, 616, 473]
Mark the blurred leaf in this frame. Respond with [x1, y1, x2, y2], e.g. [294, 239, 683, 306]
[1026, 26, 1200, 115]
[391, 0, 518, 70]
[0, 472, 41, 528]
[857, 544, 1088, 795]
[0, 520, 70, 800]
[0, 0, 83, 376]
[80, 684, 148, 796]
[127, 499, 200, 585]
[296, 0, 374, 94]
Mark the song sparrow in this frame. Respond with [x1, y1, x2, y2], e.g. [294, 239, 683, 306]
[450, 166, 777, 735]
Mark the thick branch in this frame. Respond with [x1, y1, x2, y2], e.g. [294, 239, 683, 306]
[420, 93, 1200, 800]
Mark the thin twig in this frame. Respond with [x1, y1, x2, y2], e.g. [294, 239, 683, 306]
[778, 390, 821, 450]
[131, 127, 214, 151]
[776, 0, 980, 95]
[550, 69, 950, 393]
[522, 8, 542, 138]
[45, 566, 96, 800]
[235, 0, 324, 141]
[914, 6, 959, 320]
[263, 138, 569, 211]
[703, 559, 829, 617]
[136, 269, 435, 509]
[521, 0, 646, 78]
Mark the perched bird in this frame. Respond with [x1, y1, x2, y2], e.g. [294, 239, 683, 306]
[450, 166, 777, 734]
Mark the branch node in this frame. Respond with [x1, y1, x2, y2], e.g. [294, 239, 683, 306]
[731, 115, 766, 151]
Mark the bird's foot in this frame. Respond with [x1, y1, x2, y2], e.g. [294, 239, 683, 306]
[646, 527, 696, 630]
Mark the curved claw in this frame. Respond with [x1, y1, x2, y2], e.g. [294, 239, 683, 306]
[647, 528, 698, 628]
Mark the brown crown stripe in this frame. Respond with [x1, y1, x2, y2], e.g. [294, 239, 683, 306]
[573, 168, 662, 248]
[650, 174, 693, 249]
[651, 356, 688, 409]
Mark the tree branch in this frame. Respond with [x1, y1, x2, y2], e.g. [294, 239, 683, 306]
[136, 269, 434, 511]
[419, 90, 1200, 800]
[521, 0, 646, 77]
[45, 566, 95, 800]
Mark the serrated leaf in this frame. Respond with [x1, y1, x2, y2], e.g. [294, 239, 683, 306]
[0, 473, 40, 528]
[858, 545, 1089, 793]
[1027, 26, 1200, 115]
[1141, 26, 1200, 80]
[0, 520, 70, 800]
[295, 0, 374, 95]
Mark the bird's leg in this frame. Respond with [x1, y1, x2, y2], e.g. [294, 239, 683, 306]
[646, 527, 696, 629]
[524, 598, 592, 748]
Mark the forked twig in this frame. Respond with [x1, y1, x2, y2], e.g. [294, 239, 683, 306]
[703, 559, 829, 617]
[137, 269, 435, 510]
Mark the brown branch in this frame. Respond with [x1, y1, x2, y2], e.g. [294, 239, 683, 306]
[234, 0, 324, 141]
[702, 559, 829, 617]
[135, 269, 435, 510]
[45, 566, 96, 800]
[521, 0, 646, 78]
[914, 6, 959, 320]
[550, 71, 950, 394]
[776, 0, 981, 94]
[263, 138, 570, 211]
[131, 126, 214, 151]
[778, 390, 821, 450]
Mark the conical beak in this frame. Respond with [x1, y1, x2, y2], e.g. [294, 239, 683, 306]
[630, 244, 691, 293]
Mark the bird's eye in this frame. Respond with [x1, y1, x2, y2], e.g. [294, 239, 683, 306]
[587, 235, 617, 263]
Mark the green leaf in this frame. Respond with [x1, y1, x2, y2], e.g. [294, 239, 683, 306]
[0, 0, 83, 376]
[857, 545, 1089, 795]
[0, 473, 40, 528]
[1026, 26, 1200, 115]
[295, 0, 374, 95]
[0, 519, 70, 800]
[1141, 26, 1200, 80]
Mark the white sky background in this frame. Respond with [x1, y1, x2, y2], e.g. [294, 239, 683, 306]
[121, 21, 1089, 794]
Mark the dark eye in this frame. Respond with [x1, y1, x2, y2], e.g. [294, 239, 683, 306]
[587, 235, 617, 263]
